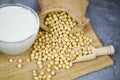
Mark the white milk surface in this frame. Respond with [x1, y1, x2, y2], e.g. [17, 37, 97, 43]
[0, 6, 37, 42]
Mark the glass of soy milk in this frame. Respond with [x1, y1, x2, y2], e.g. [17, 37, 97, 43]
[0, 3, 40, 55]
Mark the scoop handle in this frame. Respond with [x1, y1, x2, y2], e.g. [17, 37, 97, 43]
[95, 45, 115, 56]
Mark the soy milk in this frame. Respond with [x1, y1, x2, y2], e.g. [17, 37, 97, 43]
[0, 4, 39, 55]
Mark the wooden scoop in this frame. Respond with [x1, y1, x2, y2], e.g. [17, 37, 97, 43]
[73, 45, 115, 63]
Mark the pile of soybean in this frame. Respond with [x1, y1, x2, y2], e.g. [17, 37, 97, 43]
[9, 11, 93, 80]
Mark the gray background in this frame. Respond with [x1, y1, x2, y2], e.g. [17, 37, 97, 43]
[0, 0, 120, 80]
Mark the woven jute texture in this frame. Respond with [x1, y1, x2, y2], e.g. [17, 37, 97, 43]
[0, 24, 113, 80]
[39, 0, 89, 32]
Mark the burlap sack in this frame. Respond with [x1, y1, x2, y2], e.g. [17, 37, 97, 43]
[39, 0, 89, 33]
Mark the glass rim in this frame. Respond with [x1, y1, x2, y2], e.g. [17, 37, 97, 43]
[0, 3, 40, 44]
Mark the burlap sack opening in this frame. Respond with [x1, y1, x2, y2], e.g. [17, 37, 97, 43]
[39, 0, 89, 33]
